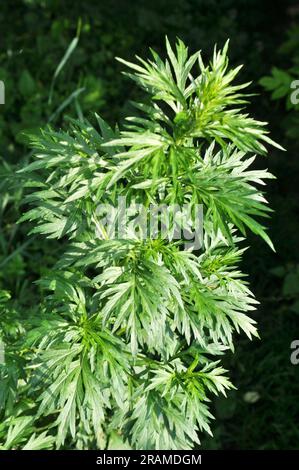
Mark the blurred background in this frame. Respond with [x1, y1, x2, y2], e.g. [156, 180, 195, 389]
[0, 0, 298, 449]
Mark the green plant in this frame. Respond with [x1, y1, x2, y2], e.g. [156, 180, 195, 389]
[1, 38, 283, 450]
[259, 24, 299, 140]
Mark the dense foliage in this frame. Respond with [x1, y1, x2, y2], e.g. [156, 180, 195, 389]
[1, 36, 284, 449]
[0, 0, 298, 450]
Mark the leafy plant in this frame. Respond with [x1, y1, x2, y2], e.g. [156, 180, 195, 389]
[1, 38, 283, 450]
[259, 24, 299, 139]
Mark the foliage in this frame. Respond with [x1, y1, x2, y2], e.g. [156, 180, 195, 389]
[259, 24, 299, 139]
[1, 0, 297, 451]
[0, 38, 283, 450]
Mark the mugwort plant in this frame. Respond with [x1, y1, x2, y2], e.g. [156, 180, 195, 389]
[1, 38, 283, 450]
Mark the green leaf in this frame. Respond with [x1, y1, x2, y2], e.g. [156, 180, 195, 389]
[18, 70, 36, 97]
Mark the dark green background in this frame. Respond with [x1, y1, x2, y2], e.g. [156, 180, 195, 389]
[0, 0, 298, 449]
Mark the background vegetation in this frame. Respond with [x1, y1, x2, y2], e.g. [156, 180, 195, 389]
[0, 0, 298, 449]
